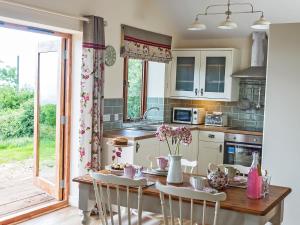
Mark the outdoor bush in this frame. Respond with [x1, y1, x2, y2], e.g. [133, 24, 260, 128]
[40, 104, 56, 126]
[18, 100, 34, 137]
[0, 99, 34, 139]
[0, 86, 34, 110]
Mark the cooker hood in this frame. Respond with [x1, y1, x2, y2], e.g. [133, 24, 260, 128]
[232, 32, 268, 79]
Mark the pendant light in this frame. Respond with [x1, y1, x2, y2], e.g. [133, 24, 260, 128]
[188, 17, 206, 31]
[217, 15, 238, 30]
[251, 13, 271, 30]
[187, 0, 271, 31]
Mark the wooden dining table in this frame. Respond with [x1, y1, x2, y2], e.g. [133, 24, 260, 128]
[73, 171, 291, 225]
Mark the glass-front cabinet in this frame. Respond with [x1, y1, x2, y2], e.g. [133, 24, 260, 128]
[200, 50, 233, 99]
[170, 51, 201, 98]
[169, 49, 239, 101]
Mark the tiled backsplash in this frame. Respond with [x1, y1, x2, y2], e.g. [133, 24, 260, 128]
[104, 80, 265, 131]
[103, 98, 123, 131]
[164, 80, 266, 129]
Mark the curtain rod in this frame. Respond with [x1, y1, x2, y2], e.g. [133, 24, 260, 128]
[0, 0, 90, 22]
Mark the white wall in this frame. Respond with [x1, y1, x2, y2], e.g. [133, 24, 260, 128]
[263, 23, 300, 225]
[0, 0, 179, 206]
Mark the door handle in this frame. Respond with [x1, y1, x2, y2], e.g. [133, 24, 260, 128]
[200, 88, 204, 96]
[194, 88, 198, 96]
[136, 142, 140, 153]
[208, 134, 215, 139]
[219, 144, 223, 153]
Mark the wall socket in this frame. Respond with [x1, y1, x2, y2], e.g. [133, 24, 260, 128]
[114, 114, 119, 121]
[103, 114, 110, 122]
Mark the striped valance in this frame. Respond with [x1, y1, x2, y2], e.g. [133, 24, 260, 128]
[120, 24, 172, 63]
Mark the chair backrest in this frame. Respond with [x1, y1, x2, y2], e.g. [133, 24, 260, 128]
[181, 159, 198, 173]
[156, 181, 226, 225]
[91, 172, 147, 225]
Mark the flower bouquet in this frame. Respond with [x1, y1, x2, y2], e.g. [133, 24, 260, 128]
[155, 124, 192, 183]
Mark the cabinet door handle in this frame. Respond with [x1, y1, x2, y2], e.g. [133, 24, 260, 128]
[219, 144, 223, 153]
[208, 134, 215, 139]
[194, 88, 198, 96]
[200, 88, 204, 96]
[136, 142, 140, 153]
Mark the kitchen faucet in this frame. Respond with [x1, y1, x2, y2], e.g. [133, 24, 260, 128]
[142, 107, 160, 120]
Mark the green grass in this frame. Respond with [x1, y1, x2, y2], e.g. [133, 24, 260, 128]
[0, 125, 56, 164]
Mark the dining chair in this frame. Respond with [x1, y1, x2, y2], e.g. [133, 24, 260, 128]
[181, 159, 198, 174]
[91, 172, 160, 225]
[156, 181, 227, 225]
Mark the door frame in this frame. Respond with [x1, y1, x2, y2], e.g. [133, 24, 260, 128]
[0, 21, 72, 224]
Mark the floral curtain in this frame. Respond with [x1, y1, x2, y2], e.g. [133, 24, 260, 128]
[120, 24, 172, 63]
[79, 16, 105, 174]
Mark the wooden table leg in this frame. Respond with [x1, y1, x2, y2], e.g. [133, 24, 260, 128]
[78, 183, 93, 225]
[270, 200, 284, 225]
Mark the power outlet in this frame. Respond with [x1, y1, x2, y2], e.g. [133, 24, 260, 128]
[114, 114, 119, 121]
[103, 114, 110, 122]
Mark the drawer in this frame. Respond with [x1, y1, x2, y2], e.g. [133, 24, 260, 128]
[198, 131, 224, 142]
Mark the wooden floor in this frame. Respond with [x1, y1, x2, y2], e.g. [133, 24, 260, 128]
[0, 177, 55, 218]
[19, 207, 100, 225]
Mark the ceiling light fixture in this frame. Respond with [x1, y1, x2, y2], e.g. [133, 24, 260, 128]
[188, 17, 207, 31]
[188, 0, 271, 31]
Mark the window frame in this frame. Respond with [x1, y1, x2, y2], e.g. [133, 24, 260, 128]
[123, 57, 148, 122]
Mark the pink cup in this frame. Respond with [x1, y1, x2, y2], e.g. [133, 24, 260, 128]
[156, 157, 168, 170]
[124, 165, 136, 179]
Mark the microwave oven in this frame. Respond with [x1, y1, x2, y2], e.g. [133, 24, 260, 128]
[172, 107, 205, 125]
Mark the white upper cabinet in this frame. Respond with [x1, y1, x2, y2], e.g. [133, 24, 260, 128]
[170, 51, 201, 98]
[169, 48, 240, 101]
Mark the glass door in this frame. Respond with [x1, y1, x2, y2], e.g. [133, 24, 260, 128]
[200, 51, 232, 99]
[33, 38, 66, 200]
[170, 51, 200, 97]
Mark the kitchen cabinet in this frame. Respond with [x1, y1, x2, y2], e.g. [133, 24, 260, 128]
[198, 131, 224, 175]
[169, 50, 201, 98]
[102, 137, 159, 168]
[134, 138, 160, 168]
[169, 48, 240, 101]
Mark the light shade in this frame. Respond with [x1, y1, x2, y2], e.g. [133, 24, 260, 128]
[217, 16, 238, 30]
[188, 18, 206, 31]
[251, 16, 271, 30]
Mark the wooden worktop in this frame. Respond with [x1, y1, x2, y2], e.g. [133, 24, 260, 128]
[73, 172, 291, 216]
[103, 124, 263, 141]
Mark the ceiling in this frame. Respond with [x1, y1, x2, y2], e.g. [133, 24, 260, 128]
[155, 0, 300, 39]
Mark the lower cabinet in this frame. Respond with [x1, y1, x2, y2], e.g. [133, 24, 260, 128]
[134, 138, 160, 168]
[103, 130, 225, 176]
[198, 131, 224, 175]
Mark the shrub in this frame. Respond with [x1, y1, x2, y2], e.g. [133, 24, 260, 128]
[0, 99, 34, 139]
[40, 104, 56, 126]
[0, 86, 34, 110]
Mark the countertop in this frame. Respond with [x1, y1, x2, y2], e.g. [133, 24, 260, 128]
[103, 124, 263, 141]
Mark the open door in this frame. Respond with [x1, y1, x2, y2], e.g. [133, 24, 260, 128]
[33, 38, 67, 200]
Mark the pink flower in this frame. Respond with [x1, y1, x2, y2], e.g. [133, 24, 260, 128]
[79, 148, 85, 158]
[155, 124, 172, 141]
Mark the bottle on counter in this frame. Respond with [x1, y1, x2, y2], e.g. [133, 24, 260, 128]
[247, 151, 263, 199]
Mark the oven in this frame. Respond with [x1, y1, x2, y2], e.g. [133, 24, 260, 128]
[224, 133, 263, 167]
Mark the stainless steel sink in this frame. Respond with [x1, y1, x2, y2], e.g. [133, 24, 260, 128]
[126, 124, 160, 131]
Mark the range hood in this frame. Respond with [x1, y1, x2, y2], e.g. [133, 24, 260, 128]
[232, 32, 268, 79]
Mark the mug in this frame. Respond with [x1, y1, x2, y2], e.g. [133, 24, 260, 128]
[225, 166, 240, 180]
[156, 156, 168, 170]
[124, 165, 136, 179]
[190, 176, 207, 190]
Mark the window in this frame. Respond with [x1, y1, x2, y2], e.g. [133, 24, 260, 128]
[123, 58, 148, 121]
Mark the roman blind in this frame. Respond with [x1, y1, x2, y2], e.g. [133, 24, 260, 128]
[120, 24, 172, 63]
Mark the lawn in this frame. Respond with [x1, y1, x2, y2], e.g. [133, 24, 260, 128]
[0, 125, 56, 164]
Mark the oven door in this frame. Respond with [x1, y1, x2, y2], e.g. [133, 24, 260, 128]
[224, 142, 262, 167]
[172, 108, 193, 124]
